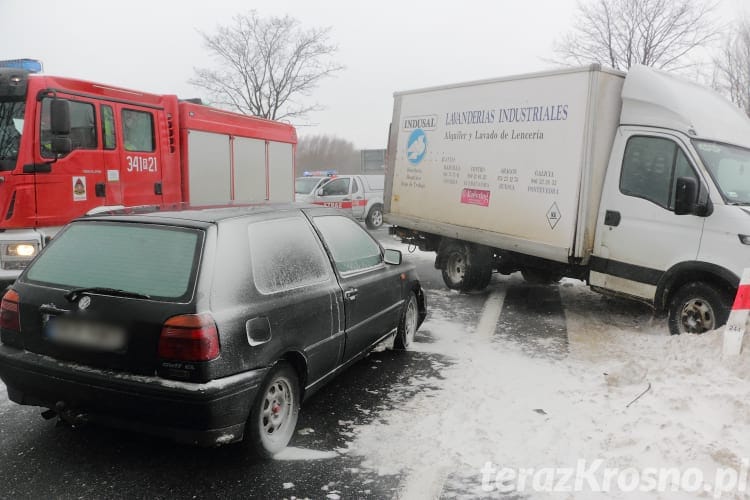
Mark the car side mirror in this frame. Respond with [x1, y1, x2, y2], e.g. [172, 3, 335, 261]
[384, 248, 402, 265]
[674, 177, 698, 215]
[317, 188, 325, 196]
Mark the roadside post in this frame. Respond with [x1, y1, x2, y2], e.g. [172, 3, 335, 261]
[723, 269, 750, 356]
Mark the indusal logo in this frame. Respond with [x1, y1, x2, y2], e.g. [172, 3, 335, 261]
[407, 128, 427, 165]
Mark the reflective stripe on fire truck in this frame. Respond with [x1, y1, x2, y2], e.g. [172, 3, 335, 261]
[313, 199, 368, 209]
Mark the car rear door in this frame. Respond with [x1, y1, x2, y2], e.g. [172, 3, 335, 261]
[235, 214, 344, 385]
[310, 214, 403, 363]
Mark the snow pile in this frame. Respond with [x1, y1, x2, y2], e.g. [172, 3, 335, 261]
[346, 282, 750, 498]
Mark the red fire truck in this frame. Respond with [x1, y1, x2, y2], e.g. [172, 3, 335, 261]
[0, 61, 296, 281]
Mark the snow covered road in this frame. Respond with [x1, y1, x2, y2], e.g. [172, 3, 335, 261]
[0, 229, 747, 499]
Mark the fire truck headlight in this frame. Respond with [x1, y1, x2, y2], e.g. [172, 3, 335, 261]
[6, 243, 37, 258]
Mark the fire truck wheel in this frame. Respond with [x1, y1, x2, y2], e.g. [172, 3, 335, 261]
[366, 204, 384, 229]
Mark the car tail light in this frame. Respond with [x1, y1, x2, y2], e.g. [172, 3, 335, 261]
[158, 313, 219, 362]
[0, 289, 20, 332]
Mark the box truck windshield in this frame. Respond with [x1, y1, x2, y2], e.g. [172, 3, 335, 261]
[694, 140, 750, 205]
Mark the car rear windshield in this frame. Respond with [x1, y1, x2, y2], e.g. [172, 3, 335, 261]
[24, 222, 203, 301]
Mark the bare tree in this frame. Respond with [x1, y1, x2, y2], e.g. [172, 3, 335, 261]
[296, 135, 360, 175]
[714, 20, 750, 117]
[554, 0, 717, 71]
[191, 11, 344, 121]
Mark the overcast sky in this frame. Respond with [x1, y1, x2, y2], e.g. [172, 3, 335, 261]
[1, 0, 746, 149]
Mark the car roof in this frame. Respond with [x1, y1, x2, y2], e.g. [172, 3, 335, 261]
[78, 203, 337, 227]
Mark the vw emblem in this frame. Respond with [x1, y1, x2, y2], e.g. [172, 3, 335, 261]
[78, 296, 91, 311]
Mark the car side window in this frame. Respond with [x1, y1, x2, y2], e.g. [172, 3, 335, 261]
[40, 98, 97, 157]
[313, 215, 382, 273]
[321, 178, 350, 196]
[620, 136, 697, 209]
[248, 217, 331, 294]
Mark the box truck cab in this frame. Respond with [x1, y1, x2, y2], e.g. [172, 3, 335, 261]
[385, 64, 750, 335]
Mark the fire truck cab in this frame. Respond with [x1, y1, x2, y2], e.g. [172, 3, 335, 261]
[0, 61, 296, 281]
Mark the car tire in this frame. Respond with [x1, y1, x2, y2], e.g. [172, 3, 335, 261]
[366, 204, 384, 229]
[246, 361, 300, 458]
[667, 281, 732, 335]
[395, 291, 419, 350]
[439, 241, 492, 292]
[521, 268, 562, 285]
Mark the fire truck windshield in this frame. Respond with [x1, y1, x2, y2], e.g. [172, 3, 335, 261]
[0, 99, 25, 170]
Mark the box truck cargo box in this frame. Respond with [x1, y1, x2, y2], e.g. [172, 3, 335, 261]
[385, 64, 750, 335]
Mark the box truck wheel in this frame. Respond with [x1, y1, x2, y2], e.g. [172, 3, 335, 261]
[521, 268, 562, 285]
[439, 241, 492, 291]
[366, 204, 384, 229]
[667, 282, 731, 335]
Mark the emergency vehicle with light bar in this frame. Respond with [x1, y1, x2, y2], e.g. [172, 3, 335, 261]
[0, 59, 296, 281]
[309, 174, 385, 229]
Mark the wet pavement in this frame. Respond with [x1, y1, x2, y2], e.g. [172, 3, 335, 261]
[0, 227, 657, 499]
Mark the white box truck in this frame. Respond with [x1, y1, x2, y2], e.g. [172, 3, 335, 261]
[384, 64, 750, 335]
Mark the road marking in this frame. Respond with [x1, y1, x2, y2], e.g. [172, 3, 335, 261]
[398, 464, 450, 500]
[396, 290, 505, 498]
[476, 289, 506, 338]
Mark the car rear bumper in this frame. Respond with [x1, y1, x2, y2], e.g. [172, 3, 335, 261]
[0, 344, 267, 447]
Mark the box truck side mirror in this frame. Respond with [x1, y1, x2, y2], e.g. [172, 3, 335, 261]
[674, 177, 705, 216]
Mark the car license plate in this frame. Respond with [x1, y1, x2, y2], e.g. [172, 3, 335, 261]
[46, 317, 126, 351]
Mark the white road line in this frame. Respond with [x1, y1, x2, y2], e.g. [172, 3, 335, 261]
[476, 289, 506, 338]
[398, 464, 451, 500]
[397, 289, 507, 498]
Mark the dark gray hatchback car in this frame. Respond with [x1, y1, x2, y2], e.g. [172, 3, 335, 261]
[0, 204, 425, 456]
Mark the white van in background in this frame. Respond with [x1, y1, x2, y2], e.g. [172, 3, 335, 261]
[310, 175, 386, 229]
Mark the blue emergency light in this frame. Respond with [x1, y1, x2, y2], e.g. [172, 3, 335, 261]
[0, 59, 43, 73]
[303, 169, 337, 177]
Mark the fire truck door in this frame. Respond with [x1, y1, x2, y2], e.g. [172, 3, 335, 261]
[35, 95, 106, 222]
[117, 106, 163, 207]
